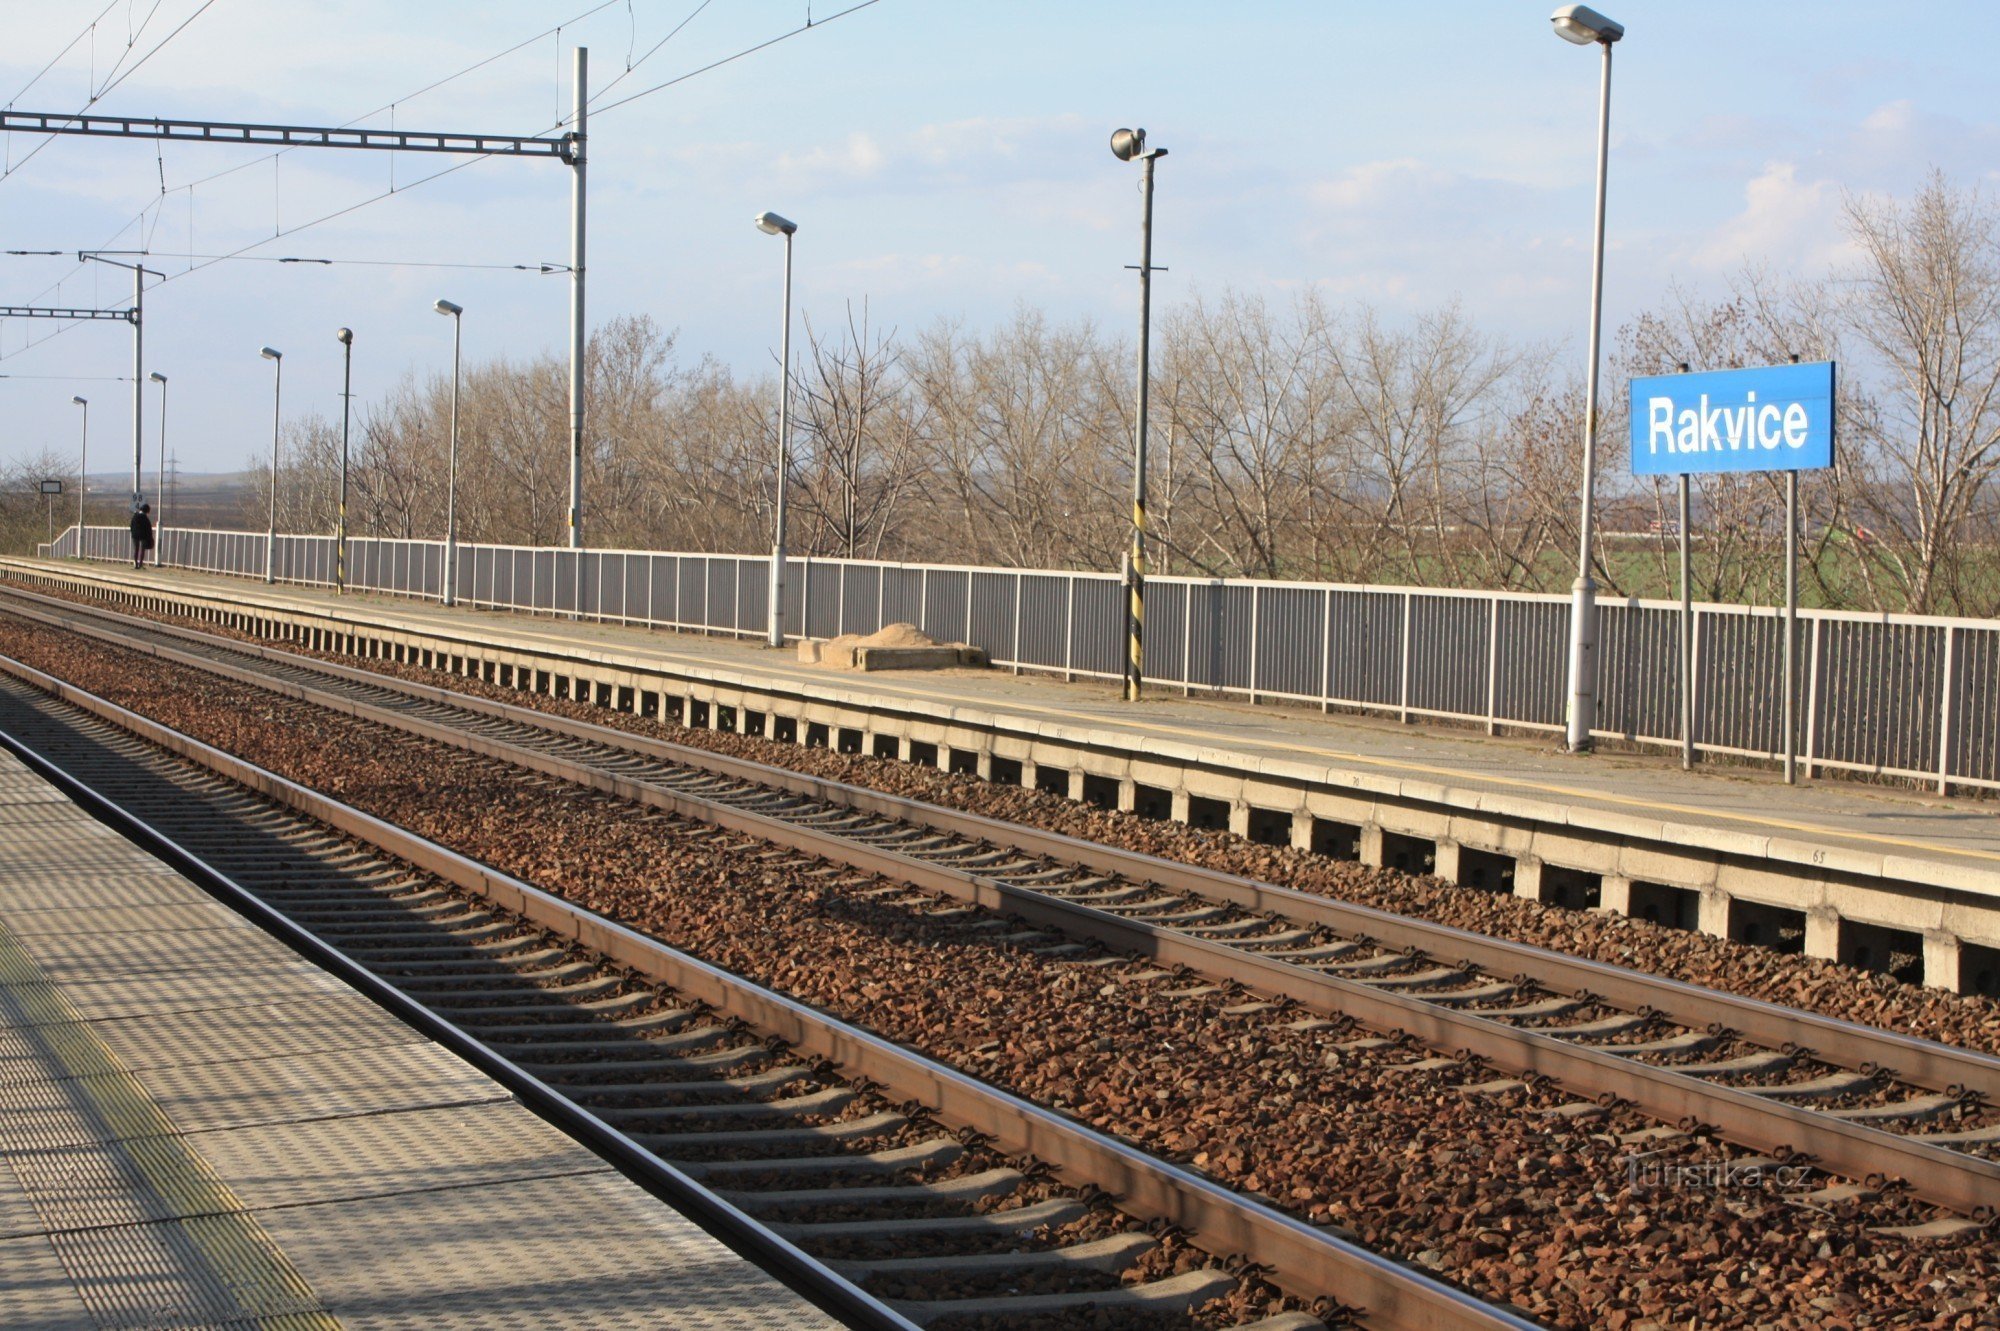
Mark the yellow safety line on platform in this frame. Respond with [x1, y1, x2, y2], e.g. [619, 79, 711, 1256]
[0, 923, 344, 1330]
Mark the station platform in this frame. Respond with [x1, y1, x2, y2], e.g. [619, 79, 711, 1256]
[0, 745, 841, 1329]
[7, 556, 2000, 990]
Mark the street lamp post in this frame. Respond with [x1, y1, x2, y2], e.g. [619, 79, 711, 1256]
[148, 372, 168, 550]
[434, 300, 464, 607]
[753, 211, 797, 649]
[1552, 4, 1623, 753]
[260, 346, 283, 583]
[335, 329, 353, 593]
[70, 396, 87, 549]
[1110, 126, 1166, 703]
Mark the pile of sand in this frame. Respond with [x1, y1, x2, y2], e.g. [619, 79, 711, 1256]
[797, 622, 984, 671]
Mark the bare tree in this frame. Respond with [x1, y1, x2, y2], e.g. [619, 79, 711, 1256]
[1842, 171, 2000, 614]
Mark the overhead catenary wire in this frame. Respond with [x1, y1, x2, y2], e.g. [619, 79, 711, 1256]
[3, 0, 890, 363]
[0, 0, 219, 184]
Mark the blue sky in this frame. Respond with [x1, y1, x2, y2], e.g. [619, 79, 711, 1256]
[2, 1, 1996, 478]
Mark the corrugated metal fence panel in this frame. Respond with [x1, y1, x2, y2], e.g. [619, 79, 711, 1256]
[1948, 627, 2000, 786]
[799, 562, 837, 638]
[1184, 583, 1250, 691]
[1068, 575, 1123, 678]
[1017, 573, 1071, 671]
[841, 564, 882, 637]
[574, 552, 599, 618]
[1326, 590, 1403, 709]
[883, 568, 924, 626]
[1597, 603, 1682, 741]
[1407, 593, 1490, 719]
[704, 557, 736, 631]
[1146, 580, 1188, 687]
[1255, 586, 1324, 699]
[1814, 617, 1943, 775]
[1697, 610, 1784, 756]
[1492, 599, 1566, 727]
[968, 572, 1016, 658]
[733, 558, 763, 633]
[919, 570, 969, 646]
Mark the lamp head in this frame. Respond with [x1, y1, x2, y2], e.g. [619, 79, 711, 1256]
[147, 371, 166, 384]
[754, 211, 797, 237]
[71, 395, 86, 406]
[1110, 127, 1145, 161]
[1551, 4, 1623, 43]
[259, 346, 282, 362]
[335, 327, 352, 345]
[433, 299, 462, 317]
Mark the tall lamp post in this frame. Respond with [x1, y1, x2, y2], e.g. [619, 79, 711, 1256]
[434, 300, 464, 607]
[260, 346, 283, 583]
[70, 396, 88, 548]
[148, 372, 168, 549]
[753, 211, 797, 649]
[1110, 126, 1166, 703]
[335, 329, 353, 593]
[1552, 4, 1623, 753]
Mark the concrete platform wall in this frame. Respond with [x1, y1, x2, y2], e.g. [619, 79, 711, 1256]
[11, 560, 1997, 998]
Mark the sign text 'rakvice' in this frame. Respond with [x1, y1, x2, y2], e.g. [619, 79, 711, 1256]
[1628, 361, 1836, 476]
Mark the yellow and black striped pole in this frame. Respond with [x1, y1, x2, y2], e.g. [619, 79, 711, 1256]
[1112, 128, 1165, 703]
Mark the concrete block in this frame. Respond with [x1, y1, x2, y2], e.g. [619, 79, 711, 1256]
[1512, 856, 1545, 902]
[1431, 839, 1462, 884]
[1923, 931, 1962, 993]
[1598, 875, 1634, 915]
[1804, 908, 1841, 961]
[1358, 824, 1385, 867]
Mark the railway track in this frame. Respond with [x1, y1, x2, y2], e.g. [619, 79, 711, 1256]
[4, 585, 1999, 1223]
[0, 639, 1540, 1330]
[7, 583, 1999, 1222]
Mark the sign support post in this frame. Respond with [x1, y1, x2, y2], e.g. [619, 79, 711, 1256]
[1784, 470, 1799, 784]
[1679, 471, 1693, 771]
[1628, 358, 1835, 787]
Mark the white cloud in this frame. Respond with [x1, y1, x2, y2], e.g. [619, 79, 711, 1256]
[1688, 162, 1852, 274]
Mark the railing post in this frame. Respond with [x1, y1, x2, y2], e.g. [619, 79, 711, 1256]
[1248, 584, 1261, 704]
[1398, 591, 1413, 724]
[1062, 574, 1075, 682]
[1318, 587, 1332, 713]
[1803, 616, 1823, 781]
[1011, 571, 1023, 674]
[1186, 581, 1197, 697]
[1486, 595, 1500, 735]
[1937, 624, 1957, 796]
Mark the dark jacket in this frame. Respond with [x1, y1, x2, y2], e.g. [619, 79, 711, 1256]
[129, 512, 154, 546]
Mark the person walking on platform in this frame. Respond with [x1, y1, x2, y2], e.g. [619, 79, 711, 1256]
[129, 503, 154, 570]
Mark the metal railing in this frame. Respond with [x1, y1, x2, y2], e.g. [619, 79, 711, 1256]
[39, 523, 2000, 792]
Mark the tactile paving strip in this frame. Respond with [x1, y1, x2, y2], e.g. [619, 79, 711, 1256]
[0, 925, 343, 1330]
[89, 995, 422, 1074]
[136, 1042, 509, 1136]
[12, 925, 302, 986]
[256, 1171, 829, 1331]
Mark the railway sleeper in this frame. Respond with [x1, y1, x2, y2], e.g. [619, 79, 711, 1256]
[772, 1196, 1086, 1240]
[602, 1087, 855, 1125]
[834, 1229, 1156, 1278]
[891, 1267, 1240, 1324]
[723, 1166, 1026, 1216]
[671, 1137, 956, 1181]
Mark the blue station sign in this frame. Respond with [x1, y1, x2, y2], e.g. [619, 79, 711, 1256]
[1628, 360, 1836, 476]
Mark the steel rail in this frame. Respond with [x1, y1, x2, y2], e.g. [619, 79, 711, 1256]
[18, 581, 1996, 1103]
[0, 648, 1536, 1331]
[0, 695, 918, 1331]
[5, 588, 1997, 1217]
